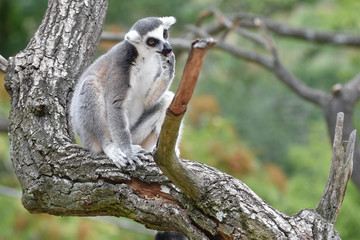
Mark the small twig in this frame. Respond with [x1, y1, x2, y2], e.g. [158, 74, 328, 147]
[187, 25, 273, 68]
[154, 39, 216, 200]
[198, 9, 267, 48]
[316, 112, 355, 224]
[0, 54, 8, 73]
[254, 18, 279, 63]
[196, 9, 214, 26]
[233, 26, 268, 48]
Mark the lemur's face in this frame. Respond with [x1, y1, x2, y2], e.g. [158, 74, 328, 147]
[125, 17, 176, 58]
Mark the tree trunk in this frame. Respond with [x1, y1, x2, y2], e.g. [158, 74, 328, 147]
[3, 1, 350, 239]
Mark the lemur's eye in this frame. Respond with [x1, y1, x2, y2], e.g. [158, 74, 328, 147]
[147, 37, 158, 47]
[163, 29, 168, 39]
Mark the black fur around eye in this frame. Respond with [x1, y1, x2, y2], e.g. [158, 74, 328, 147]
[163, 29, 168, 39]
[147, 37, 159, 47]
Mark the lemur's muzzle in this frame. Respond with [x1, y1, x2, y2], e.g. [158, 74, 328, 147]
[159, 43, 173, 57]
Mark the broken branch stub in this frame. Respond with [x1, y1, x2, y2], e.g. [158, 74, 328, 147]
[155, 39, 216, 200]
[169, 38, 216, 116]
[316, 112, 355, 224]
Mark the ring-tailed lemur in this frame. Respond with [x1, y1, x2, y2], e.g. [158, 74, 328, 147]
[70, 16, 180, 169]
[70, 16, 187, 240]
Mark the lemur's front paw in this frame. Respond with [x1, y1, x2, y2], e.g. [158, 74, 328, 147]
[103, 144, 128, 168]
[161, 54, 175, 79]
[166, 53, 175, 68]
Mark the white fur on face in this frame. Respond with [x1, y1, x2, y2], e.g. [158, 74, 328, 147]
[146, 26, 166, 42]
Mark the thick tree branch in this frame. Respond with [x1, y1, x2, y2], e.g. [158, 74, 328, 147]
[0, 54, 8, 73]
[271, 61, 328, 106]
[317, 112, 355, 223]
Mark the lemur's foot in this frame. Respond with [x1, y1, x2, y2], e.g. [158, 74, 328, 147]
[129, 145, 149, 168]
[104, 144, 128, 168]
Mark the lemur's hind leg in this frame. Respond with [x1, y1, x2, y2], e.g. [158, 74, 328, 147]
[73, 79, 130, 167]
[131, 91, 181, 154]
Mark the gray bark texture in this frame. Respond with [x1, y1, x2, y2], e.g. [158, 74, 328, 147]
[4, 1, 351, 239]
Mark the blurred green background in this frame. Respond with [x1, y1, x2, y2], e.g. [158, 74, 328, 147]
[1, 0, 360, 239]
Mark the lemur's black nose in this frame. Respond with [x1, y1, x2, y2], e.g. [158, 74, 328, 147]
[161, 43, 173, 57]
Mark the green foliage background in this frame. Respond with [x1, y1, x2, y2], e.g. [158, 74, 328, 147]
[1, 0, 360, 239]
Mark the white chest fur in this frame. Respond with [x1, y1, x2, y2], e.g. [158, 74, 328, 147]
[125, 54, 162, 126]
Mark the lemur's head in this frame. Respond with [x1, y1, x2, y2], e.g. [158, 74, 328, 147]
[125, 16, 176, 57]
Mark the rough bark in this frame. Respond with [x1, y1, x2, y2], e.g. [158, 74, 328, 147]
[3, 1, 353, 239]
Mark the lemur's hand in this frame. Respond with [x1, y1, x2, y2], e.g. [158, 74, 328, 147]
[161, 52, 175, 80]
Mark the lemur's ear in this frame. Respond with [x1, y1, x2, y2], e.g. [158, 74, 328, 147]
[159, 16, 176, 28]
[125, 30, 141, 43]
